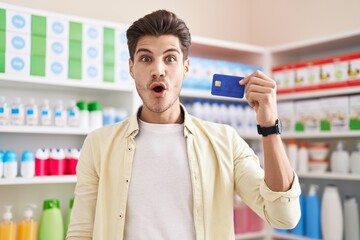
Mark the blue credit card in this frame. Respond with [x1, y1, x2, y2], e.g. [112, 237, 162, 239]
[211, 74, 245, 98]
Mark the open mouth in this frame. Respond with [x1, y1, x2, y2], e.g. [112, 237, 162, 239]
[150, 82, 167, 94]
[153, 86, 164, 93]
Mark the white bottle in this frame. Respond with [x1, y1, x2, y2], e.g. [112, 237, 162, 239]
[67, 100, 80, 127]
[297, 141, 309, 173]
[219, 102, 228, 124]
[25, 98, 39, 126]
[192, 99, 203, 120]
[10, 97, 24, 125]
[228, 103, 237, 129]
[3, 150, 18, 179]
[330, 141, 350, 173]
[40, 99, 52, 126]
[321, 184, 344, 240]
[350, 142, 360, 174]
[54, 100, 66, 127]
[88, 101, 103, 130]
[202, 99, 212, 122]
[21, 150, 35, 178]
[76, 101, 89, 130]
[344, 196, 359, 240]
[287, 139, 298, 171]
[235, 104, 245, 133]
[0, 96, 9, 125]
[211, 101, 220, 123]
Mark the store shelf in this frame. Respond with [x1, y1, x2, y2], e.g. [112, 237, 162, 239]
[0, 175, 77, 185]
[282, 131, 360, 139]
[272, 232, 311, 240]
[235, 230, 267, 240]
[181, 88, 247, 102]
[0, 126, 89, 135]
[277, 85, 360, 101]
[298, 172, 360, 181]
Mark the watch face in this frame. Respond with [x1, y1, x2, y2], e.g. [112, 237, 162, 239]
[276, 119, 282, 134]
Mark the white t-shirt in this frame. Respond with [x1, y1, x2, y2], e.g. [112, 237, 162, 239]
[124, 119, 195, 240]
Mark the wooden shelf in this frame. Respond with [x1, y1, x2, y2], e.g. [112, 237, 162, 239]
[0, 175, 77, 185]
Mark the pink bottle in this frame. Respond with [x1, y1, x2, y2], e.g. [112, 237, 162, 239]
[234, 195, 251, 235]
[65, 148, 80, 175]
[248, 208, 263, 232]
[35, 148, 49, 176]
[48, 148, 66, 175]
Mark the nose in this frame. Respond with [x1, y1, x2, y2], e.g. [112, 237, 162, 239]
[151, 60, 165, 79]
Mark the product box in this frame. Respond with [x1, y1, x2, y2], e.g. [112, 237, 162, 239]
[294, 62, 320, 91]
[320, 96, 349, 131]
[116, 26, 128, 49]
[82, 43, 103, 63]
[346, 53, 360, 85]
[295, 99, 321, 132]
[83, 23, 103, 44]
[318, 58, 348, 89]
[349, 95, 360, 130]
[272, 65, 295, 94]
[115, 65, 133, 88]
[46, 37, 68, 59]
[277, 101, 295, 133]
[5, 53, 30, 75]
[46, 17, 69, 39]
[46, 58, 68, 80]
[6, 9, 31, 34]
[82, 62, 103, 83]
[6, 31, 31, 55]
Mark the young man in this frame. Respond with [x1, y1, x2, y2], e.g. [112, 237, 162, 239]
[67, 10, 300, 240]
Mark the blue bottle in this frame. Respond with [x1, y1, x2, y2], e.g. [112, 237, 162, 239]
[290, 193, 305, 236]
[305, 184, 321, 239]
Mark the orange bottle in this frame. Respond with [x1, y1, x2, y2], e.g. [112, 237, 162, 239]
[0, 206, 17, 240]
[17, 204, 37, 240]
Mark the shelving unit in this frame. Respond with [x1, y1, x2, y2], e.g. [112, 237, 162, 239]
[0, 176, 77, 185]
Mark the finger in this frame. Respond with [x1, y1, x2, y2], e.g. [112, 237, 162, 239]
[247, 76, 276, 88]
[246, 83, 274, 95]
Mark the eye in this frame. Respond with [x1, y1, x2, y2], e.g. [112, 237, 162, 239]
[140, 56, 151, 62]
[165, 56, 176, 62]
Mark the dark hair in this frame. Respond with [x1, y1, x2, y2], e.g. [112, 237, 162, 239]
[126, 10, 191, 61]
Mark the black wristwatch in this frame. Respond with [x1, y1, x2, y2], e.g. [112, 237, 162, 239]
[257, 119, 282, 137]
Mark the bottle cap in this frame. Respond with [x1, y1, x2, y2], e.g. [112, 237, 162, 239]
[308, 184, 319, 195]
[3, 206, 12, 220]
[24, 204, 37, 218]
[288, 139, 297, 145]
[43, 199, 60, 210]
[3, 150, 17, 163]
[22, 150, 35, 162]
[88, 101, 102, 111]
[69, 198, 74, 209]
[35, 148, 50, 160]
[76, 101, 88, 111]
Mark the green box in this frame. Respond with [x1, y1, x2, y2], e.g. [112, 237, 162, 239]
[70, 22, 82, 41]
[31, 35, 46, 56]
[69, 40, 82, 60]
[0, 51, 5, 73]
[103, 45, 115, 64]
[31, 15, 46, 36]
[68, 59, 82, 80]
[30, 55, 46, 76]
[103, 27, 115, 46]
[0, 9, 6, 31]
[0, 30, 5, 52]
[103, 64, 115, 83]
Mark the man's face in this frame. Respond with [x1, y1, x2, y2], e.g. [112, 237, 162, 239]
[129, 35, 189, 114]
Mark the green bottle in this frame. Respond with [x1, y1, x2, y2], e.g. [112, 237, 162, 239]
[38, 199, 64, 240]
[64, 198, 74, 238]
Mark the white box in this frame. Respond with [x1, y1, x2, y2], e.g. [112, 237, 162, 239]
[278, 101, 295, 132]
[349, 95, 360, 130]
[46, 17, 69, 39]
[295, 99, 321, 132]
[115, 64, 132, 88]
[115, 46, 129, 67]
[116, 27, 128, 48]
[83, 43, 103, 63]
[6, 10, 31, 34]
[5, 53, 30, 75]
[272, 68, 295, 91]
[320, 96, 349, 131]
[46, 38, 69, 59]
[83, 23, 103, 44]
[6, 32, 31, 55]
[348, 58, 360, 80]
[46, 58, 68, 80]
[82, 62, 103, 83]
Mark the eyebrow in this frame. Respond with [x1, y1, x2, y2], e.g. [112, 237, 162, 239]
[135, 48, 181, 56]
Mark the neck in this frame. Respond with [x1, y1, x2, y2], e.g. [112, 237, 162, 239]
[139, 103, 184, 124]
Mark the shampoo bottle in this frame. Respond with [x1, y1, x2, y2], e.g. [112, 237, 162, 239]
[290, 192, 305, 236]
[305, 184, 321, 239]
[330, 141, 349, 173]
[64, 198, 74, 238]
[38, 199, 64, 240]
[0, 206, 16, 240]
[344, 196, 359, 240]
[350, 142, 360, 174]
[17, 204, 37, 240]
[297, 141, 309, 173]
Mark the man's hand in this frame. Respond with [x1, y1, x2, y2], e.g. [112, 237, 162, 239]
[239, 70, 278, 127]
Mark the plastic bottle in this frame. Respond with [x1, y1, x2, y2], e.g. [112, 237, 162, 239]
[115, 108, 128, 123]
[321, 184, 343, 240]
[88, 101, 103, 130]
[305, 184, 321, 239]
[330, 141, 349, 173]
[191, 99, 203, 120]
[39, 99, 52, 126]
[350, 142, 360, 174]
[54, 100, 66, 127]
[0, 206, 16, 240]
[21, 150, 35, 178]
[290, 192, 305, 236]
[103, 107, 116, 126]
[344, 196, 359, 240]
[228, 102, 237, 129]
[0, 150, 3, 178]
[35, 148, 49, 176]
[64, 198, 74, 237]
[297, 141, 309, 173]
[48, 148, 66, 175]
[287, 139, 298, 171]
[25, 98, 38, 126]
[65, 148, 80, 175]
[17, 204, 37, 240]
[76, 101, 89, 130]
[3, 150, 18, 179]
[202, 99, 212, 122]
[67, 100, 80, 128]
[233, 195, 249, 234]
[0, 96, 9, 125]
[10, 97, 24, 126]
[38, 199, 64, 240]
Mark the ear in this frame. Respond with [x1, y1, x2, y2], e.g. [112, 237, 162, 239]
[129, 59, 134, 79]
[183, 58, 190, 78]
